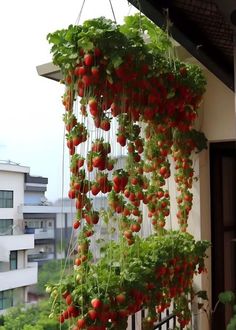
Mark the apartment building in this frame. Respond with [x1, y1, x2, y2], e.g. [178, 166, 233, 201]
[21, 155, 127, 265]
[0, 161, 37, 313]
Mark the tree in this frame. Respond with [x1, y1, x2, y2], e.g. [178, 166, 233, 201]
[0, 300, 67, 330]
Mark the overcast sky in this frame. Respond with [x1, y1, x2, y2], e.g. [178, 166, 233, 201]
[0, 0, 137, 201]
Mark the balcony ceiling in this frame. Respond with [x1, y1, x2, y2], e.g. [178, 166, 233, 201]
[129, 0, 236, 91]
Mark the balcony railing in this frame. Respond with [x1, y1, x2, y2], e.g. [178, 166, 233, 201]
[129, 308, 178, 330]
[25, 228, 54, 239]
[28, 252, 54, 263]
[0, 262, 38, 291]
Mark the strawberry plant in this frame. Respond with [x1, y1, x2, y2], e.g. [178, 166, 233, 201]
[47, 13, 209, 329]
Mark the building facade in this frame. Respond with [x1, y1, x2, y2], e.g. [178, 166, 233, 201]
[0, 161, 37, 313]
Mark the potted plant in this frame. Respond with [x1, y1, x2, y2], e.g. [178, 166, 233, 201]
[46, 13, 209, 329]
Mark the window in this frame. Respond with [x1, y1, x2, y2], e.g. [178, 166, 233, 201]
[0, 191, 13, 208]
[10, 251, 17, 270]
[0, 290, 13, 310]
[0, 219, 13, 235]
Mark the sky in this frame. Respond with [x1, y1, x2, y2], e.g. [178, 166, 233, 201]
[0, 0, 137, 202]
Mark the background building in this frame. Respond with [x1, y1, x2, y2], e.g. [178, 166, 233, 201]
[0, 161, 37, 313]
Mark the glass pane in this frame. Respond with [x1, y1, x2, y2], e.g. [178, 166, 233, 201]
[0, 290, 12, 310]
[0, 191, 13, 208]
[10, 251, 17, 270]
[0, 219, 13, 235]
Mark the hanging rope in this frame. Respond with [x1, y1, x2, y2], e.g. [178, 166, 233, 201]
[109, 0, 117, 23]
[75, 0, 86, 25]
[163, 8, 177, 69]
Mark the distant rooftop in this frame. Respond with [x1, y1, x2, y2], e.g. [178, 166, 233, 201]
[0, 160, 21, 165]
[0, 160, 30, 174]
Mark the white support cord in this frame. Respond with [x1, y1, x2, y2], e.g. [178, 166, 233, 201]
[75, 0, 86, 25]
[164, 8, 177, 70]
[58, 121, 66, 330]
[108, 0, 117, 23]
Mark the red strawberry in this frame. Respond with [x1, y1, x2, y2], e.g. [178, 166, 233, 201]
[91, 298, 103, 309]
[84, 53, 93, 66]
[58, 314, 65, 323]
[74, 66, 86, 76]
[82, 75, 93, 87]
[92, 155, 102, 168]
[117, 135, 126, 146]
[78, 87, 84, 97]
[77, 318, 86, 328]
[143, 107, 154, 121]
[73, 220, 81, 229]
[116, 293, 126, 304]
[94, 47, 102, 57]
[113, 184, 120, 193]
[67, 139, 74, 149]
[159, 166, 167, 176]
[89, 99, 98, 116]
[100, 119, 110, 131]
[88, 309, 98, 321]
[91, 183, 100, 196]
[93, 118, 101, 129]
[131, 223, 141, 232]
[113, 175, 121, 186]
[73, 135, 82, 146]
[68, 189, 76, 199]
[66, 294, 73, 305]
[77, 158, 84, 168]
[91, 66, 100, 77]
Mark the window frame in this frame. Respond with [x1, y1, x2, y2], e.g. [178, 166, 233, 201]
[10, 251, 17, 270]
[0, 290, 13, 310]
[0, 190, 13, 208]
[0, 219, 13, 235]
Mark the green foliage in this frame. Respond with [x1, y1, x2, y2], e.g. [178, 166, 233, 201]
[173, 128, 208, 153]
[47, 14, 206, 94]
[120, 13, 171, 54]
[48, 231, 210, 322]
[227, 313, 236, 330]
[0, 300, 66, 330]
[217, 291, 236, 330]
[219, 291, 235, 305]
[46, 13, 209, 329]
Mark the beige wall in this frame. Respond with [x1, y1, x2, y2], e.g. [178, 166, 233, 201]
[141, 67, 235, 329]
[200, 69, 236, 142]
[193, 69, 235, 328]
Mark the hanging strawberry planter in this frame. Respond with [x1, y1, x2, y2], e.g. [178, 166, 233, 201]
[46, 14, 210, 329]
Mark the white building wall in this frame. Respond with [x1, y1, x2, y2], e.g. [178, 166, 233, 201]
[0, 167, 29, 227]
[24, 191, 45, 205]
[0, 234, 34, 257]
[201, 69, 236, 142]
[0, 163, 37, 311]
[0, 263, 38, 291]
[17, 250, 25, 269]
